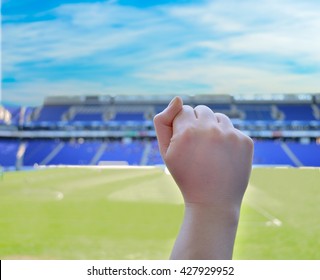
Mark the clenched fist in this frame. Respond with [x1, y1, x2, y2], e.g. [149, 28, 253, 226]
[154, 97, 254, 259]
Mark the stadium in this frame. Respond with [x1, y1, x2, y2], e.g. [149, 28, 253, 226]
[0, 93, 319, 259]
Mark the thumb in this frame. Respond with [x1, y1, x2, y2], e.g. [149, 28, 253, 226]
[153, 96, 183, 158]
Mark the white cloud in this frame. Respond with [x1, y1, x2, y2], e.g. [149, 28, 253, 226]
[135, 59, 320, 94]
[53, 0, 156, 28]
[165, 0, 320, 62]
[2, 78, 181, 106]
[2, 15, 151, 68]
[2, 80, 107, 105]
[2, 0, 320, 105]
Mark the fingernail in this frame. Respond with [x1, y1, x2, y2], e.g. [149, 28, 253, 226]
[168, 96, 178, 107]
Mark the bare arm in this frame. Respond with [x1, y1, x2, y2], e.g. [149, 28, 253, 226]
[153, 97, 253, 260]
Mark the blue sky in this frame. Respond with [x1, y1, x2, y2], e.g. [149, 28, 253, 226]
[2, 0, 320, 106]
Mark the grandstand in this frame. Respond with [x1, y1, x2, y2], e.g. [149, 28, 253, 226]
[0, 93, 320, 169]
[1, 93, 320, 260]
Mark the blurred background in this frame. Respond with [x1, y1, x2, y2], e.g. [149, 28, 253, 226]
[0, 0, 319, 259]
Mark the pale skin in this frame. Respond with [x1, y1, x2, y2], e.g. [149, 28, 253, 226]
[153, 97, 254, 260]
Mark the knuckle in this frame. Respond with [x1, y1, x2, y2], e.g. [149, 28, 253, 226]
[153, 113, 161, 124]
[223, 129, 251, 149]
[172, 126, 197, 146]
[208, 126, 223, 141]
[181, 126, 197, 139]
[216, 112, 228, 119]
[235, 130, 254, 149]
[220, 128, 239, 144]
[194, 104, 210, 111]
[153, 112, 168, 127]
[243, 135, 254, 150]
[214, 112, 223, 118]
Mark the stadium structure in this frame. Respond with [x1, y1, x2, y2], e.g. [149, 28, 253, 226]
[0, 93, 320, 170]
[1, 93, 320, 260]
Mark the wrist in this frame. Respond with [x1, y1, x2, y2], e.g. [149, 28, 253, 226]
[184, 202, 241, 226]
[170, 203, 241, 259]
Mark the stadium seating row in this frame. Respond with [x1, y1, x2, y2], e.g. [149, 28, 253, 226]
[1, 95, 319, 170]
[0, 138, 319, 168]
[1, 102, 320, 126]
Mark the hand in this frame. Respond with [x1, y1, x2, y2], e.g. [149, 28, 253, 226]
[154, 97, 254, 259]
[154, 97, 253, 211]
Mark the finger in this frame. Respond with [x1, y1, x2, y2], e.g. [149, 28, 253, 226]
[194, 105, 217, 122]
[215, 113, 234, 128]
[173, 105, 197, 134]
[153, 96, 183, 157]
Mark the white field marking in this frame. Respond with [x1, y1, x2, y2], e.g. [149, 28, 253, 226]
[36, 165, 158, 170]
[247, 201, 283, 227]
[252, 165, 292, 169]
[55, 191, 64, 200]
[164, 166, 171, 175]
[246, 184, 283, 227]
[240, 222, 271, 227]
[299, 166, 320, 170]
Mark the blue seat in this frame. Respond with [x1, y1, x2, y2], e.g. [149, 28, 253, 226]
[0, 139, 19, 167]
[98, 141, 145, 165]
[287, 142, 320, 166]
[277, 104, 315, 121]
[253, 141, 295, 166]
[37, 105, 70, 122]
[48, 141, 102, 165]
[113, 112, 145, 121]
[23, 140, 60, 166]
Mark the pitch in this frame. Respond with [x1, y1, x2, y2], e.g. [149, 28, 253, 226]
[0, 166, 319, 259]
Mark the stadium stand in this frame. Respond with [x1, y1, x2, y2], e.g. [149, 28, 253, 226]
[0, 139, 20, 167]
[113, 112, 146, 122]
[147, 140, 164, 165]
[68, 106, 107, 122]
[47, 140, 103, 165]
[277, 104, 317, 121]
[22, 106, 35, 124]
[286, 142, 320, 166]
[0, 105, 20, 125]
[35, 105, 70, 122]
[72, 113, 103, 122]
[98, 140, 146, 165]
[0, 106, 10, 125]
[1, 138, 320, 168]
[253, 140, 295, 166]
[236, 104, 274, 121]
[23, 139, 61, 166]
[1, 94, 319, 169]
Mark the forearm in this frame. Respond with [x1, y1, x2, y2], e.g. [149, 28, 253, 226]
[170, 203, 240, 260]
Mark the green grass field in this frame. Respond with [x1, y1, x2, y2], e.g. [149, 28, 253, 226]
[0, 166, 319, 259]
